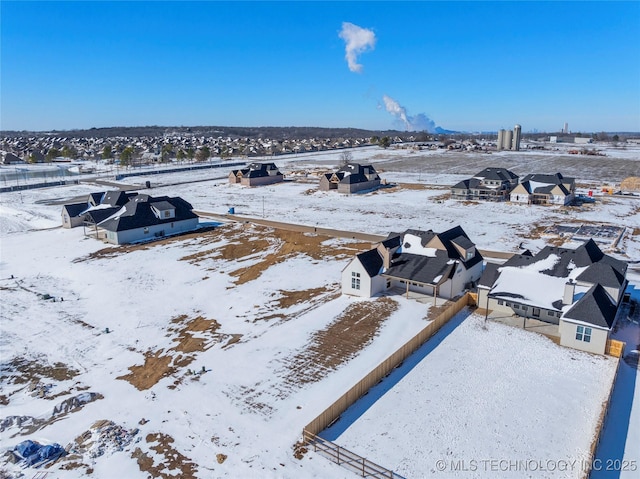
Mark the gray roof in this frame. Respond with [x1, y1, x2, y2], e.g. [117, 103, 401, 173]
[520, 173, 575, 186]
[62, 203, 88, 216]
[334, 163, 380, 185]
[473, 167, 518, 182]
[384, 251, 455, 285]
[478, 262, 500, 288]
[563, 284, 618, 328]
[498, 239, 626, 279]
[576, 262, 627, 290]
[383, 226, 482, 284]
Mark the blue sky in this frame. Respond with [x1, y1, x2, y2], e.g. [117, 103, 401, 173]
[2, 1, 639, 133]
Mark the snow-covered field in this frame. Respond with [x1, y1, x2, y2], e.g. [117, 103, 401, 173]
[323, 311, 617, 479]
[1, 145, 638, 478]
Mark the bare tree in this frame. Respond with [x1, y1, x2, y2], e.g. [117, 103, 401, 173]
[339, 150, 353, 166]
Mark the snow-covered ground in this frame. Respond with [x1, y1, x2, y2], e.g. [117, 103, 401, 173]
[1, 146, 638, 478]
[322, 311, 618, 479]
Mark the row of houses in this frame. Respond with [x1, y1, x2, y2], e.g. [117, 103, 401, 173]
[451, 168, 576, 205]
[228, 162, 383, 194]
[341, 225, 628, 356]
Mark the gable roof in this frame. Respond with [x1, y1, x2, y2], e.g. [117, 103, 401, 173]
[383, 226, 482, 284]
[576, 262, 627, 289]
[473, 167, 518, 182]
[62, 203, 88, 216]
[563, 284, 618, 329]
[356, 249, 384, 278]
[384, 251, 455, 285]
[334, 163, 380, 184]
[98, 195, 198, 232]
[101, 190, 137, 207]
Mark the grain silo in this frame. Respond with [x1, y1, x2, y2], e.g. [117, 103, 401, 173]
[503, 130, 513, 150]
[513, 124, 521, 151]
[497, 129, 505, 150]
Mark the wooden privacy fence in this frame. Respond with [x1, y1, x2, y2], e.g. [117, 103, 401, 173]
[303, 431, 402, 479]
[605, 339, 625, 358]
[304, 292, 474, 437]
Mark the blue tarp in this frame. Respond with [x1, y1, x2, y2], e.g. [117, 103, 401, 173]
[15, 440, 39, 458]
[14, 440, 65, 466]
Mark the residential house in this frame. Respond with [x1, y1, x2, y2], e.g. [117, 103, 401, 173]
[477, 239, 628, 355]
[61, 191, 136, 229]
[319, 163, 381, 194]
[229, 162, 284, 187]
[342, 226, 484, 299]
[450, 167, 519, 201]
[96, 194, 199, 245]
[510, 173, 576, 205]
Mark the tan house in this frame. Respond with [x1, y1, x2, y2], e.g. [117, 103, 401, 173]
[319, 163, 381, 194]
[229, 162, 284, 187]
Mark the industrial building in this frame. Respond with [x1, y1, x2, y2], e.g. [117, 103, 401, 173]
[497, 124, 521, 151]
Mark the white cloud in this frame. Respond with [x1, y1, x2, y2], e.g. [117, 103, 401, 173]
[339, 22, 376, 73]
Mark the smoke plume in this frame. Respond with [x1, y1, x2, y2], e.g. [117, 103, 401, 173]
[339, 22, 376, 73]
[382, 95, 437, 132]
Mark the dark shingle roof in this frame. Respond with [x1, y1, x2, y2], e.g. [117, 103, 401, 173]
[63, 203, 88, 216]
[102, 191, 137, 207]
[576, 262, 626, 290]
[357, 249, 384, 277]
[563, 284, 618, 328]
[478, 262, 500, 288]
[384, 251, 455, 285]
[473, 168, 518, 182]
[98, 195, 198, 232]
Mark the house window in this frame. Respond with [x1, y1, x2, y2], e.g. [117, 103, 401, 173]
[547, 310, 555, 316]
[522, 306, 528, 312]
[351, 272, 361, 290]
[143, 227, 149, 234]
[497, 299, 504, 305]
[575, 326, 592, 343]
[513, 304, 519, 309]
[164, 210, 171, 218]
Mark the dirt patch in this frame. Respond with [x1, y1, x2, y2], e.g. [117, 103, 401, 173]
[118, 350, 175, 391]
[132, 433, 197, 479]
[3, 357, 79, 385]
[275, 286, 333, 310]
[73, 226, 219, 262]
[283, 297, 398, 386]
[251, 286, 339, 323]
[182, 223, 370, 286]
[118, 315, 239, 390]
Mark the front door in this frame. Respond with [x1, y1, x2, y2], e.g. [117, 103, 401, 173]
[533, 308, 540, 318]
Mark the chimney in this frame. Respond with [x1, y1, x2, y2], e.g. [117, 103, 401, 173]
[563, 280, 575, 305]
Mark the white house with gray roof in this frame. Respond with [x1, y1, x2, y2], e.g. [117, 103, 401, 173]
[96, 194, 199, 244]
[477, 239, 628, 355]
[509, 173, 576, 205]
[342, 226, 484, 299]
